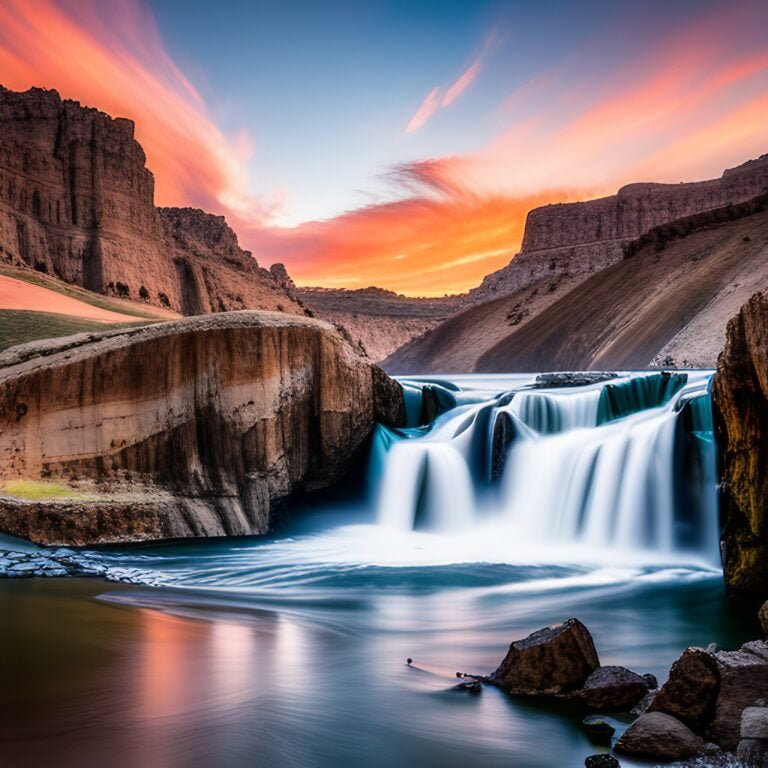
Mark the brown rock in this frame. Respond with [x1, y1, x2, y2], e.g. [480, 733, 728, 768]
[761, 602, 768, 635]
[712, 291, 768, 599]
[615, 712, 706, 761]
[649, 648, 720, 732]
[490, 618, 599, 695]
[0, 312, 404, 546]
[581, 665, 649, 712]
[650, 641, 768, 751]
[0, 86, 301, 316]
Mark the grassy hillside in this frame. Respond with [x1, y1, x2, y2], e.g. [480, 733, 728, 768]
[0, 310, 147, 352]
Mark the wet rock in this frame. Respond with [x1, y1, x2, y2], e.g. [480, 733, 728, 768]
[642, 673, 659, 690]
[649, 648, 720, 732]
[584, 754, 619, 768]
[742, 707, 768, 739]
[581, 666, 649, 711]
[490, 618, 599, 695]
[533, 372, 618, 389]
[760, 602, 768, 636]
[631, 690, 657, 717]
[712, 291, 768, 598]
[650, 641, 768, 750]
[581, 716, 616, 746]
[738, 738, 768, 766]
[615, 712, 706, 761]
[451, 680, 482, 694]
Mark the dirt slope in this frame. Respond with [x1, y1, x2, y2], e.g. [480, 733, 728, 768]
[476, 202, 768, 372]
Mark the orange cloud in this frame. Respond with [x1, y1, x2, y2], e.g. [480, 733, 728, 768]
[0, 0, 272, 224]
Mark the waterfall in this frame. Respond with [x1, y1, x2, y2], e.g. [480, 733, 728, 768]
[372, 371, 720, 565]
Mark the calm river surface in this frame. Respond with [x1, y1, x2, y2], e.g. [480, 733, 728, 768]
[0, 373, 758, 768]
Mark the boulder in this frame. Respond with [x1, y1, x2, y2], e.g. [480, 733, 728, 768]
[581, 666, 649, 711]
[650, 641, 768, 750]
[584, 755, 619, 768]
[581, 716, 615, 746]
[760, 602, 768, 636]
[0, 313, 404, 545]
[615, 712, 706, 761]
[490, 619, 599, 695]
[738, 739, 768, 766]
[742, 707, 768, 739]
[649, 648, 720, 731]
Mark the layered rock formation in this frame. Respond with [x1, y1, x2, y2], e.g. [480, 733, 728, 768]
[0, 85, 302, 316]
[0, 312, 404, 545]
[469, 155, 768, 304]
[712, 291, 768, 599]
[298, 286, 461, 361]
[387, 191, 768, 373]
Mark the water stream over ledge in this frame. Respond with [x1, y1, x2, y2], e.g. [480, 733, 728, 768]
[0, 372, 754, 768]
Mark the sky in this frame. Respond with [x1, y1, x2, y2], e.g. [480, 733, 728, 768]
[0, 0, 766, 295]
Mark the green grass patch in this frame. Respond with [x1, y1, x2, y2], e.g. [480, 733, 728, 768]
[0, 309, 149, 352]
[2, 479, 83, 499]
[0, 264, 166, 320]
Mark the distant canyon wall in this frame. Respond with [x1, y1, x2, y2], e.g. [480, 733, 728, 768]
[0, 85, 301, 316]
[471, 156, 768, 303]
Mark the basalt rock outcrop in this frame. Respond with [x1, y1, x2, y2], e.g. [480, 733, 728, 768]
[0, 85, 302, 316]
[0, 312, 404, 546]
[712, 291, 768, 599]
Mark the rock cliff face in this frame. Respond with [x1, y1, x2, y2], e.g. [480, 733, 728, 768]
[470, 155, 768, 303]
[0, 85, 302, 316]
[0, 312, 404, 545]
[298, 287, 461, 361]
[713, 292, 768, 599]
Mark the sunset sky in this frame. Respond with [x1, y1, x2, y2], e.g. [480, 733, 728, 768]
[0, 0, 767, 295]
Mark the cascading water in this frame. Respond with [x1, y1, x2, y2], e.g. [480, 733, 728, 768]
[373, 371, 720, 566]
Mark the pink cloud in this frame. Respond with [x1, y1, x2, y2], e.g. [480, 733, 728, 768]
[442, 54, 483, 106]
[406, 86, 442, 133]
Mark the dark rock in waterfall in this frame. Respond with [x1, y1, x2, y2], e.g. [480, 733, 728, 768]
[581, 715, 616, 745]
[615, 712, 706, 761]
[584, 754, 619, 768]
[491, 411, 515, 481]
[419, 384, 457, 425]
[533, 372, 618, 389]
[587, 756, 621, 768]
[581, 666, 650, 712]
[490, 618, 599, 695]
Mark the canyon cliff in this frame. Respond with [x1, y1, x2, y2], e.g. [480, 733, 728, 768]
[0, 312, 404, 546]
[713, 292, 768, 600]
[470, 155, 768, 304]
[386, 180, 768, 373]
[0, 85, 302, 316]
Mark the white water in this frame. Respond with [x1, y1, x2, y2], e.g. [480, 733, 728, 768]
[375, 372, 720, 567]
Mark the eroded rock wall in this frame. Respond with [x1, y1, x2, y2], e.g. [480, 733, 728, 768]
[470, 155, 768, 302]
[0, 312, 404, 545]
[713, 292, 768, 599]
[0, 85, 301, 315]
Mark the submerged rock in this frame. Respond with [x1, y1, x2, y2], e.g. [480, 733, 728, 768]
[533, 372, 618, 389]
[490, 618, 599, 695]
[0, 313, 404, 546]
[584, 754, 619, 768]
[581, 716, 616, 746]
[581, 666, 650, 712]
[615, 712, 706, 761]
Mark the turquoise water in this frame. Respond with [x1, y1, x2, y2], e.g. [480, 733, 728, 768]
[0, 372, 757, 768]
